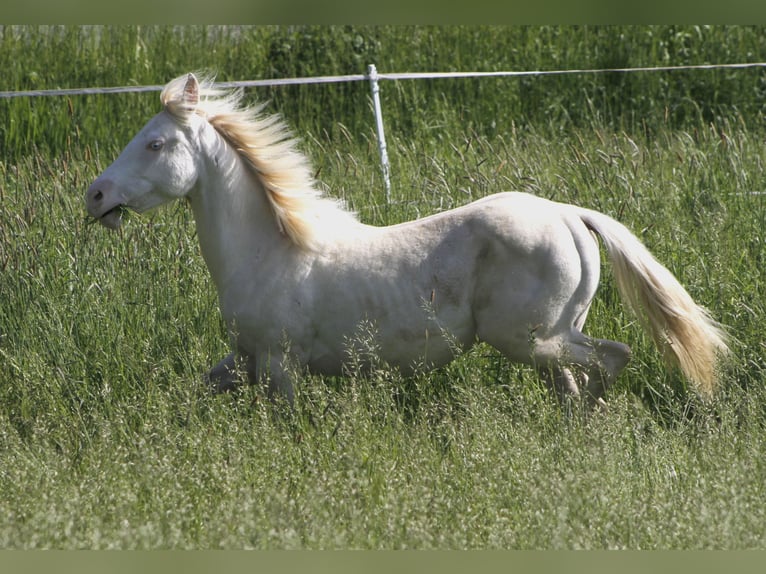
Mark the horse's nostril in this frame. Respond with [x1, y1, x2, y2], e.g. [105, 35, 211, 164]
[94, 190, 103, 202]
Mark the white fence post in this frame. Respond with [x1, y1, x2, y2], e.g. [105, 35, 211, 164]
[367, 64, 391, 202]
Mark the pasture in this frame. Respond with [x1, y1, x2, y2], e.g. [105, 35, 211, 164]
[1, 26, 766, 549]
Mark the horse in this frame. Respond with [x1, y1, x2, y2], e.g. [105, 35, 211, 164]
[85, 73, 729, 408]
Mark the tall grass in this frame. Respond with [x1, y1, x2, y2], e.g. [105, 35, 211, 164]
[1, 26, 765, 549]
[1, 25, 766, 161]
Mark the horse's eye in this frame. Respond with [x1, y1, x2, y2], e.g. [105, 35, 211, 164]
[148, 139, 164, 151]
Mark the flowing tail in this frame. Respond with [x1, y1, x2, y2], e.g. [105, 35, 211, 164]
[575, 207, 729, 398]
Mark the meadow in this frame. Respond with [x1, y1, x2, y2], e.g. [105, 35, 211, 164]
[1, 25, 766, 549]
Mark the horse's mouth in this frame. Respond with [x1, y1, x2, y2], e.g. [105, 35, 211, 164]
[96, 205, 126, 229]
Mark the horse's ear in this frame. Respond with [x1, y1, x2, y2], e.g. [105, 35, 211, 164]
[183, 73, 200, 109]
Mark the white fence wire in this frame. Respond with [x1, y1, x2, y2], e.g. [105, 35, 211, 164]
[2, 61, 765, 100]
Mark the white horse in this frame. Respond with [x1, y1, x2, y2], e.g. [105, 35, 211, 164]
[86, 73, 729, 407]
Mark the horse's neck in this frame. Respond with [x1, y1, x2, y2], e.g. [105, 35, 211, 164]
[188, 136, 285, 290]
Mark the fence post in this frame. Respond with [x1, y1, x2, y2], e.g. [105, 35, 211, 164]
[367, 64, 391, 202]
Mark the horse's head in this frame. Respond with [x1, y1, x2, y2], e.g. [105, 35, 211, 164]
[86, 74, 205, 229]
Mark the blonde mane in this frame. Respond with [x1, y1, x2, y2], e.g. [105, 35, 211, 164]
[160, 74, 357, 250]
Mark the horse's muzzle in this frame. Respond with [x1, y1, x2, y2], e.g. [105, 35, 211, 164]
[86, 178, 125, 229]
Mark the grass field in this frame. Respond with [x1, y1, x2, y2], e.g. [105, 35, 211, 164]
[1, 25, 766, 549]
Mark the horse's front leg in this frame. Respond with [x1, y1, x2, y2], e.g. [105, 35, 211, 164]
[205, 352, 239, 393]
[257, 352, 295, 406]
[205, 350, 296, 405]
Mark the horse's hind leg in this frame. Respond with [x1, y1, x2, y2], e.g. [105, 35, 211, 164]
[539, 365, 586, 414]
[582, 338, 632, 405]
[540, 366, 579, 401]
[534, 332, 631, 409]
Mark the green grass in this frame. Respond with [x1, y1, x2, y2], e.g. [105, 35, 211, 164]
[2, 25, 766, 161]
[1, 26, 766, 549]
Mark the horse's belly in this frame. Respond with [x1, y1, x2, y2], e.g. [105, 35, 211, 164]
[306, 302, 475, 377]
[306, 333, 467, 377]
